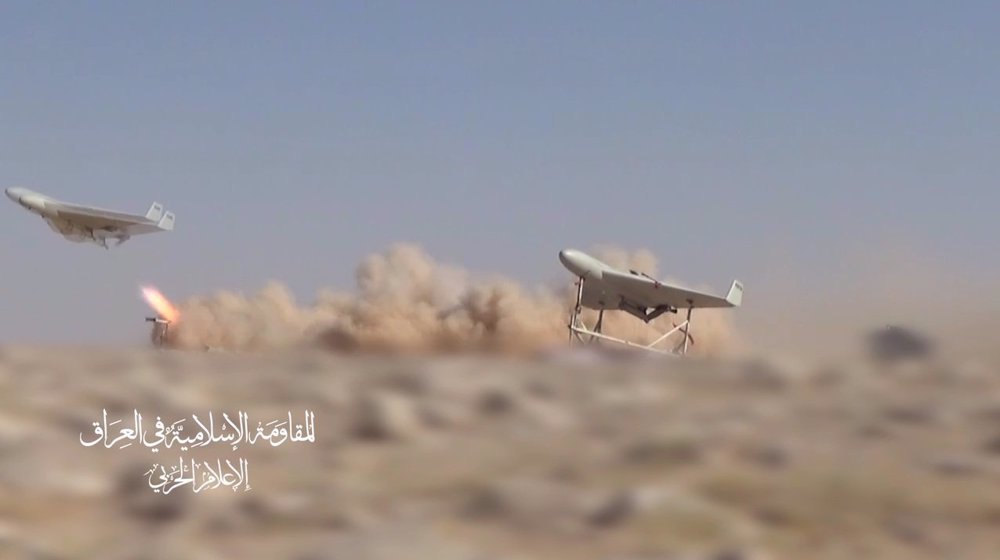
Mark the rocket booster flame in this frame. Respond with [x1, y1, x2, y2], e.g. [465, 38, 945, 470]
[141, 286, 180, 323]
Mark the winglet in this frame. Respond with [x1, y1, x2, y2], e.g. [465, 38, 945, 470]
[157, 211, 175, 231]
[145, 202, 164, 222]
[725, 280, 744, 307]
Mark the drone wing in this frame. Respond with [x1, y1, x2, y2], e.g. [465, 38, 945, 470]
[602, 269, 743, 310]
[48, 201, 174, 234]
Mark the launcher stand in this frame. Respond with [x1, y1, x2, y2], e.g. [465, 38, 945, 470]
[566, 278, 694, 355]
[145, 316, 170, 348]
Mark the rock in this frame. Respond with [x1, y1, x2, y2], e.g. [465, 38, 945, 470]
[706, 548, 772, 560]
[0, 519, 20, 546]
[39, 469, 112, 497]
[319, 379, 353, 408]
[116, 463, 189, 525]
[235, 491, 375, 530]
[752, 505, 793, 527]
[238, 492, 309, 522]
[737, 358, 794, 391]
[353, 392, 422, 441]
[477, 385, 519, 415]
[882, 403, 937, 426]
[925, 456, 985, 477]
[104, 539, 224, 560]
[588, 487, 670, 527]
[737, 444, 790, 469]
[602, 556, 678, 560]
[5, 540, 67, 560]
[309, 523, 486, 560]
[970, 403, 1000, 423]
[808, 366, 847, 388]
[593, 382, 672, 407]
[981, 434, 1000, 455]
[623, 432, 704, 467]
[380, 368, 430, 396]
[590, 485, 761, 545]
[867, 326, 933, 364]
[523, 378, 559, 400]
[855, 423, 892, 440]
[885, 515, 929, 546]
[0, 414, 33, 454]
[519, 397, 576, 431]
[418, 399, 472, 429]
[462, 478, 598, 531]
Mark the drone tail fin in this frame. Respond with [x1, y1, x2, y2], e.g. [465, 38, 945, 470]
[157, 211, 175, 231]
[145, 202, 164, 222]
[725, 280, 744, 307]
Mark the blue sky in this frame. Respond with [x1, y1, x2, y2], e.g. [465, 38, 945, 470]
[1, 1, 998, 343]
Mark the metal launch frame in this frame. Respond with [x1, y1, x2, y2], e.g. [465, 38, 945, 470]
[145, 316, 170, 348]
[566, 278, 695, 356]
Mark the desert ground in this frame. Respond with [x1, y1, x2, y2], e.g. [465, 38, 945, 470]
[1, 344, 999, 560]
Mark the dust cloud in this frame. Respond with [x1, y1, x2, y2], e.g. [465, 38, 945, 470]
[165, 244, 738, 355]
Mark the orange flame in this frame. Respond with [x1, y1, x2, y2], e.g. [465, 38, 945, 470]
[141, 285, 180, 323]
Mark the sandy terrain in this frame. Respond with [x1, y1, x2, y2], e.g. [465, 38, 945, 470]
[1, 345, 999, 560]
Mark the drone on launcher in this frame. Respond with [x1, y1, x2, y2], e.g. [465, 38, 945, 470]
[558, 249, 743, 355]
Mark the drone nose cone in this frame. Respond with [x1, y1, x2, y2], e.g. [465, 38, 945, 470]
[559, 249, 589, 276]
[8, 188, 45, 212]
[559, 248, 577, 265]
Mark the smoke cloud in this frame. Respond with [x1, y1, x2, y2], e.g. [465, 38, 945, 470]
[165, 244, 738, 356]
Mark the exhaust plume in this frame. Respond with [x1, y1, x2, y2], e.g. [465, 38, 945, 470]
[140, 286, 181, 323]
[164, 244, 738, 355]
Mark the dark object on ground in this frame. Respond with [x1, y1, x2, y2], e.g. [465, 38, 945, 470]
[868, 325, 934, 363]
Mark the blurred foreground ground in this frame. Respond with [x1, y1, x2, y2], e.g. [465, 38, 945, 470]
[1, 346, 1000, 559]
